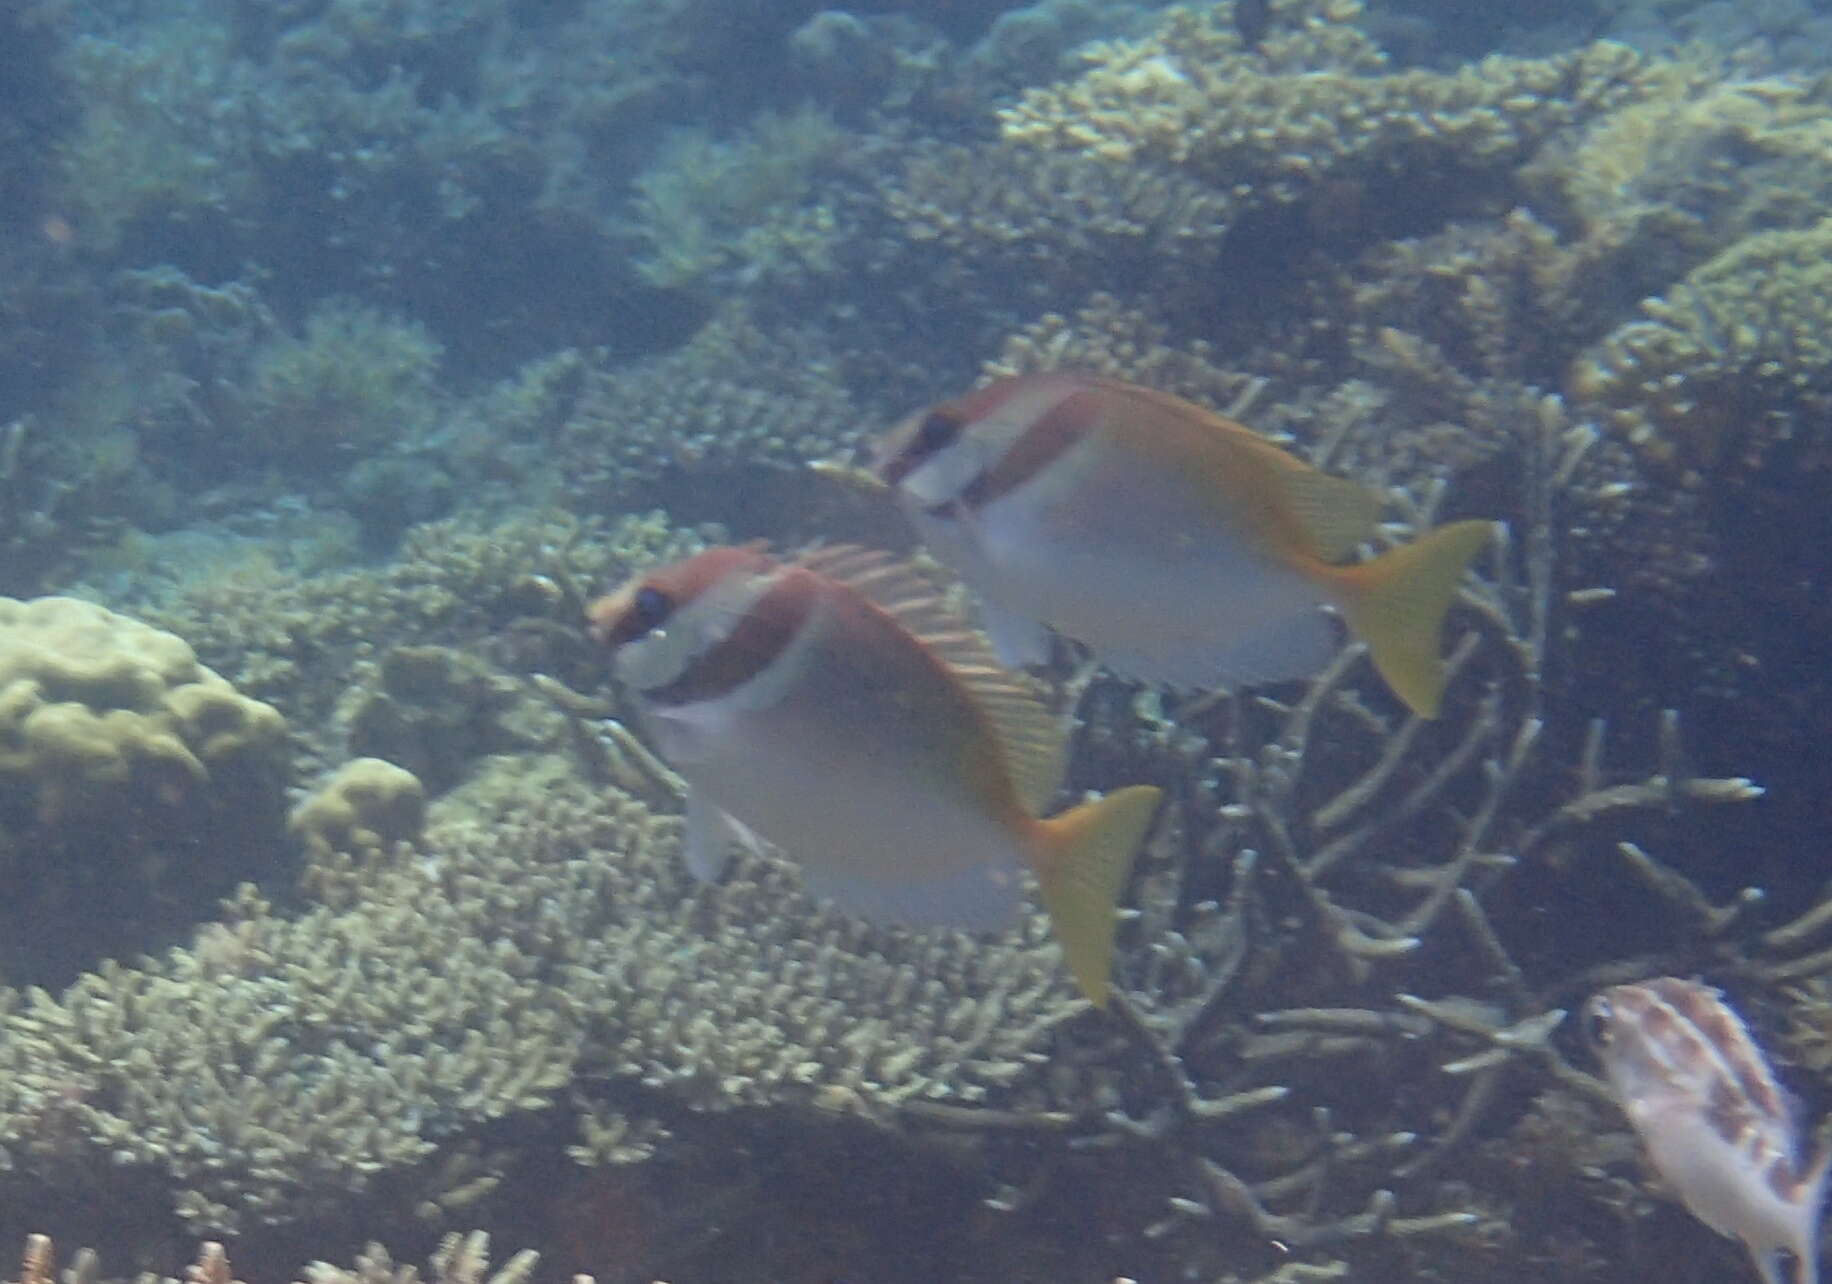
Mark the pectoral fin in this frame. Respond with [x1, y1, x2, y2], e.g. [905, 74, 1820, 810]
[682, 789, 767, 881]
[979, 599, 1054, 670]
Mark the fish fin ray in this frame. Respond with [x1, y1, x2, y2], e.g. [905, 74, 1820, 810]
[1275, 469, 1385, 563]
[1032, 785, 1162, 1006]
[1790, 1143, 1832, 1284]
[979, 600, 1055, 670]
[682, 789, 767, 881]
[795, 543, 1068, 813]
[1333, 520, 1495, 718]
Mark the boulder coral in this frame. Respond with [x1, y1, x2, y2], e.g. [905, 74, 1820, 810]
[0, 597, 288, 985]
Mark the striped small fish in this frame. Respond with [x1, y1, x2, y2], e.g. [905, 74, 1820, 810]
[587, 544, 1162, 1006]
[1587, 977, 1830, 1284]
[872, 372, 1494, 717]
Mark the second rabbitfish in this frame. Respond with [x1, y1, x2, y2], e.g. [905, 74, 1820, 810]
[873, 372, 1496, 717]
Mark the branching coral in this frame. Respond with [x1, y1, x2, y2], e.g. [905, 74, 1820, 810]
[6, 1232, 550, 1284]
[881, 143, 1233, 304]
[1568, 215, 1832, 481]
[629, 106, 849, 291]
[998, 0, 1652, 208]
[557, 307, 865, 506]
[244, 299, 443, 471]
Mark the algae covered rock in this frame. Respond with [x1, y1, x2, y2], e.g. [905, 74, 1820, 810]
[0, 596, 289, 984]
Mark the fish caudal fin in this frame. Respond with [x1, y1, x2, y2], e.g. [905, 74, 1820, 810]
[1333, 519, 1495, 719]
[1031, 785, 1162, 1007]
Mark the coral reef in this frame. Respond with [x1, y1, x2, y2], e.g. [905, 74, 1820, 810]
[880, 143, 1233, 309]
[629, 106, 849, 291]
[0, 596, 288, 986]
[8, 1232, 551, 1284]
[136, 510, 713, 765]
[0, 763, 1074, 1236]
[340, 645, 556, 795]
[10, 0, 1832, 1280]
[0, 407, 1810, 1281]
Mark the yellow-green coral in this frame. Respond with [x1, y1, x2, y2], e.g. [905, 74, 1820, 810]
[999, 0, 1651, 200]
[0, 597, 285, 824]
[631, 105, 847, 290]
[245, 298, 443, 466]
[290, 756, 426, 867]
[0, 596, 289, 985]
[1553, 75, 1832, 235]
[0, 768, 1076, 1233]
[1568, 216, 1832, 474]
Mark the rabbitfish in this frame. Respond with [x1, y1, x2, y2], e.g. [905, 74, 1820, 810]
[873, 372, 1495, 717]
[587, 543, 1162, 1006]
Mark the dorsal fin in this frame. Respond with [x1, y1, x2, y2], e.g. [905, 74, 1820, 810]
[1273, 468, 1384, 563]
[794, 544, 1067, 814]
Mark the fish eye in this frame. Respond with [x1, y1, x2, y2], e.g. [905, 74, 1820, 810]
[1582, 997, 1613, 1049]
[631, 585, 673, 634]
[916, 408, 963, 454]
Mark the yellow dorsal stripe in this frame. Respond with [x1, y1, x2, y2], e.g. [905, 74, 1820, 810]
[1084, 378, 1381, 566]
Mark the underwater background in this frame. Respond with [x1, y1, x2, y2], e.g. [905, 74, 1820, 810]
[2, 0, 1831, 1279]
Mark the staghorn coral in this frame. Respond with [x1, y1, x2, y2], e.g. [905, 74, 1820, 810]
[0, 596, 288, 986]
[5, 1232, 552, 1284]
[0, 761, 1078, 1236]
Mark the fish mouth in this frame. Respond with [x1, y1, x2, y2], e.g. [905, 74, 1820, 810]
[923, 499, 962, 521]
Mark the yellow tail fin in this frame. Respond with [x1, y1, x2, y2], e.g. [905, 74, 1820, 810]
[1334, 519, 1495, 718]
[1032, 785, 1163, 1007]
